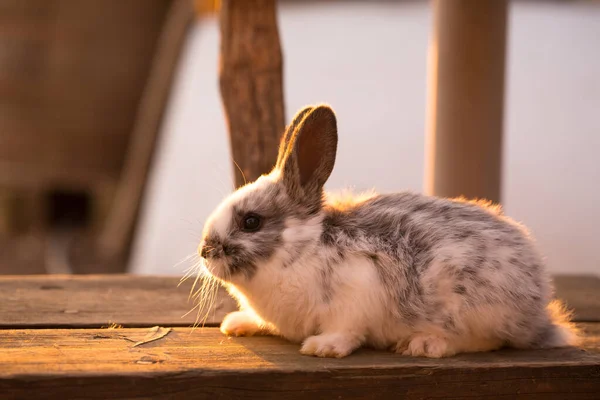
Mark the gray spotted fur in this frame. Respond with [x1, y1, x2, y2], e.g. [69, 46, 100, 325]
[319, 191, 555, 348]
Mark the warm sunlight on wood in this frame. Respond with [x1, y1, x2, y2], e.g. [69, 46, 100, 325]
[1, 275, 599, 397]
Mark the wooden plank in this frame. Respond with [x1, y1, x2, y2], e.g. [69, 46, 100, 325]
[0, 275, 598, 328]
[424, 0, 507, 203]
[0, 275, 237, 328]
[0, 324, 599, 399]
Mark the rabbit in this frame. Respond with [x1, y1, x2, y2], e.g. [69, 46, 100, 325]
[198, 104, 579, 358]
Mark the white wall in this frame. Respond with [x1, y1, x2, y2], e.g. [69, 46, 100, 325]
[130, 1, 600, 276]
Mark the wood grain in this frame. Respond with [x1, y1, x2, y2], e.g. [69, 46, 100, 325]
[0, 275, 237, 328]
[0, 324, 599, 399]
[0, 275, 597, 328]
[219, 0, 285, 188]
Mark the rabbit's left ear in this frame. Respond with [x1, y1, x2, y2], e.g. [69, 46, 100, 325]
[276, 105, 314, 170]
[279, 105, 338, 202]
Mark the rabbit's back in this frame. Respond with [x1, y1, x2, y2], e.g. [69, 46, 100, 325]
[322, 191, 555, 348]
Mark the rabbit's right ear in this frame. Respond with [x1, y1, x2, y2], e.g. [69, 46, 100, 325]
[275, 105, 314, 169]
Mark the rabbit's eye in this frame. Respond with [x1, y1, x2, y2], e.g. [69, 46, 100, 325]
[242, 213, 262, 232]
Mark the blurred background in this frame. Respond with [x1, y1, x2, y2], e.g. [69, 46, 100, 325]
[1, 0, 598, 277]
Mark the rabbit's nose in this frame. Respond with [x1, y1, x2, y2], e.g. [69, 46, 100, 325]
[199, 242, 210, 258]
[199, 241, 224, 259]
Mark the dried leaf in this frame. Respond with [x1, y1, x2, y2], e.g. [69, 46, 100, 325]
[92, 334, 111, 339]
[126, 326, 172, 347]
[136, 355, 160, 365]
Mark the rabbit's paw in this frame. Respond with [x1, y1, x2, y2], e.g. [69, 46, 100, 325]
[300, 333, 360, 358]
[220, 311, 261, 337]
[401, 335, 455, 358]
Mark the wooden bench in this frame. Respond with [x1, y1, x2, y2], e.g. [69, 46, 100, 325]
[1, 274, 599, 399]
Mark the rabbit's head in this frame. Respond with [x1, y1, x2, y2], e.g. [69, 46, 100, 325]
[199, 105, 338, 283]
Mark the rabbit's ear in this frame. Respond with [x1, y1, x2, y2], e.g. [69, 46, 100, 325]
[279, 105, 338, 202]
[276, 105, 314, 169]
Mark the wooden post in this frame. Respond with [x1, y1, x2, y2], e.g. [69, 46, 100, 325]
[219, 0, 285, 188]
[424, 0, 508, 204]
